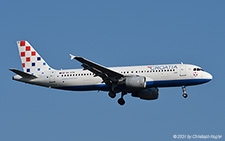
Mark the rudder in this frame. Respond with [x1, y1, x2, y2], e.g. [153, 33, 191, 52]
[17, 41, 54, 74]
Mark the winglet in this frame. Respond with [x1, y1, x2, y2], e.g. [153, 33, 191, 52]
[69, 54, 76, 60]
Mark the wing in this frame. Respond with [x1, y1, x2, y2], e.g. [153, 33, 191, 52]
[69, 54, 124, 84]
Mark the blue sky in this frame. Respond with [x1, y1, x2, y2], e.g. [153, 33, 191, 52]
[1, 0, 225, 140]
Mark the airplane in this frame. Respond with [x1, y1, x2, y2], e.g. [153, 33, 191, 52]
[10, 41, 213, 105]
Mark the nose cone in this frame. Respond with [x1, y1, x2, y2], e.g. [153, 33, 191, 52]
[205, 72, 213, 81]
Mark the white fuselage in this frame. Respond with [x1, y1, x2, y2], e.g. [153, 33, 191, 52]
[13, 64, 212, 91]
[11, 41, 213, 105]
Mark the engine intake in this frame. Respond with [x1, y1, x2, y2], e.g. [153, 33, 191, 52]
[125, 76, 146, 89]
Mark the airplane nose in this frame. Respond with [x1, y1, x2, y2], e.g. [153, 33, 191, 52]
[206, 72, 213, 80]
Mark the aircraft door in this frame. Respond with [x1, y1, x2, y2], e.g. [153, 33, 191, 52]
[49, 71, 56, 83]
[180, 64, 186, 76]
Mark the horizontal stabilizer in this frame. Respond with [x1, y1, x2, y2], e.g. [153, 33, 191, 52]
[9, 69, 37, 79]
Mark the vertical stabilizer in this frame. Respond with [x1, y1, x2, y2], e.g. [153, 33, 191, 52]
[17, 41, 54, 74]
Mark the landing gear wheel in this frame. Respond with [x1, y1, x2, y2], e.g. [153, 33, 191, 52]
[183, 93, 188, 98]
[108, 91, 116, 99]
[182, 86, 188, 98]
[118, 98, 125, 106]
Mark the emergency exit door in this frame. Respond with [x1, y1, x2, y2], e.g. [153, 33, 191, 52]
[180, 65, 186, 76]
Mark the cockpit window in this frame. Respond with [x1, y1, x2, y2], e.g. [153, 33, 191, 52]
[193, 68, 204, 71]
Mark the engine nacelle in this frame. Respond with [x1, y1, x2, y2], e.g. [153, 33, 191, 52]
[125, 76, 146, 89]
[131, 88, 159, 100]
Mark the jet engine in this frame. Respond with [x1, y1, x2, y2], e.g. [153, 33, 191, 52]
[125, 76, 146, 89]
[131, 88, 159, 100]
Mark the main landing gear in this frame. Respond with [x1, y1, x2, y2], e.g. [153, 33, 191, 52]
[108, 91, 116, 98]
[108, 88, 127, 106]
[182, 86, 188, 98]
[118, 92, 126, 106]
[108, 83, 117, 99]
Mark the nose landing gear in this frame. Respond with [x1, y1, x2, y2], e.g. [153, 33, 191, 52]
[183, 93, 188, 98]
[182, 86, 188, 98]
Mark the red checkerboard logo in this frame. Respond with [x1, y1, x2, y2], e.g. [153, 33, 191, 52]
[21, 52, 25, 57]
[26, 57, 30, 62]
[31, 51, 36, 56]
[26, 46, 31, 51]
[22, 63, 25, 68]
[20, 41, 25, 46]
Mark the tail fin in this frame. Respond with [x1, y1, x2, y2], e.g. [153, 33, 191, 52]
[17, 41, 54, 74]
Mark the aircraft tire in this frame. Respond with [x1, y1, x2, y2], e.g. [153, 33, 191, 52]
[118, 98, 125, 106]
[183, 93, 188, 98]
[108, 91, 116, 98]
